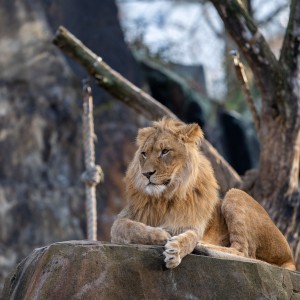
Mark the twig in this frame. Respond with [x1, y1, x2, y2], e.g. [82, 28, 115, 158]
[210, 0, 286, 120]
[230, 50, 260, 135]
[257, 3, 289, 27]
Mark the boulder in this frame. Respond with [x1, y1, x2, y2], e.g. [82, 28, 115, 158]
[2, 241, 300, 300]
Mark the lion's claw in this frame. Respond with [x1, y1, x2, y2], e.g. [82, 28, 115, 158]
[165, 248, 177, 254]
[163, 251, 181, 268]
[163, 237, 182, 268]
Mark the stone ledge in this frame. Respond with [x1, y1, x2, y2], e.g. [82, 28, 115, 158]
[1, 241, 300, 300]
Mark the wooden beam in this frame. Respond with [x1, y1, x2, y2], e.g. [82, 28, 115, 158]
[52, 26, 242, 193]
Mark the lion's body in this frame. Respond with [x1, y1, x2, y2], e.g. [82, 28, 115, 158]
[111, 118, 296, 270]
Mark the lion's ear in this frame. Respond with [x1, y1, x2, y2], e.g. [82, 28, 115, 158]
[179, 123, 204, 145]
[136, 127, 155, 146]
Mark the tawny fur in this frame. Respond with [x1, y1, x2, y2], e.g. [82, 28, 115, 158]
[111, 118, 296, 270]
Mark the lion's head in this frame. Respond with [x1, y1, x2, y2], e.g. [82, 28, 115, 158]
[126, 118, 209, 199]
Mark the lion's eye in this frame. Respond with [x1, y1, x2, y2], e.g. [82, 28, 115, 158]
[161, 149, 169, 156]
[141, 151, 147, 159]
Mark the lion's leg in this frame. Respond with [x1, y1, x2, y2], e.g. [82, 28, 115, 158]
[221, 189, 297, 270]
[163, 230, 199, 268]
[221, 189, 255, 258]
[111, 217, 171, 246]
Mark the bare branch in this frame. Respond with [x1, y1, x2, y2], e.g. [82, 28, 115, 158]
[202, 4, 223, 39]
[52, 26, 242, 193]
[257, 3, 289, 27]
[230, 50, 260, 135]
[210, 0, 288, 124]
[280, 0, 300, 72]
[279, 0, 300, 129]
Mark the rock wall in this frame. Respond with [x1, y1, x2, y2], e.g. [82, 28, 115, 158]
[2, 241, 300, 300]
[0, 0, 144, 290]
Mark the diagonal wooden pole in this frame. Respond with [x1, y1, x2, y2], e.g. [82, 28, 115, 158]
[53, 26, 241, 193]
[53, 26, 176, 121]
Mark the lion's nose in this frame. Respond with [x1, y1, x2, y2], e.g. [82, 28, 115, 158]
[142, 170, 156, 179]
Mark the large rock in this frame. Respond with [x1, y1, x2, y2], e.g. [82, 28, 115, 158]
[2, 241, 300, 300]
[0, 1, 85, 289]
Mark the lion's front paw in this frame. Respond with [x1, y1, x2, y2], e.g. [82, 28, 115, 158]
[149, 227, 171, 246]
[163, 237, 182, 268]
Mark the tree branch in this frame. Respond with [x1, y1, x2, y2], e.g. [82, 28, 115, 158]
[279, 0, 300, 129]
[210, 0, 287, 122]
[230, 50, 260, 135]
[257, 3, 289, 27]
[280, 0, 300, 76]
[52, 26, 242, 193]
[280, 0, 300, 65]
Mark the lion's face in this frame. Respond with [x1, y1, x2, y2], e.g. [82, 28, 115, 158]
[131, 118, 203, 197]
[138, 129, 186, 196]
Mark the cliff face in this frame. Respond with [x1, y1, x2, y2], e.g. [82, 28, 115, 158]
[0, 0, 144, 290]
[2, 241, 300, 300]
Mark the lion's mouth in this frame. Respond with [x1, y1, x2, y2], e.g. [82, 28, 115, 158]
[163, 179, 171, 185]
[148, 179, 171, 186]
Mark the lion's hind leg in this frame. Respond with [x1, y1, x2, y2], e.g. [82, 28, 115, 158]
[221, 188, 257, 258]
[219, 189, 296, 270]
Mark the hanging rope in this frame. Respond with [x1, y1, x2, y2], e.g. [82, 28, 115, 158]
[81, 79, 103, 241]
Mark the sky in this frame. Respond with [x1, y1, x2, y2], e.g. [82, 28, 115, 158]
[117, 0, 289, 99]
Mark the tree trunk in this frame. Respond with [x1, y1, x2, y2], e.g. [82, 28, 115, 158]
[210, 0, 300, 269]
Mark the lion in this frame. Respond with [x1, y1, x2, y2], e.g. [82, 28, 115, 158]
[111, 118, 296, 271]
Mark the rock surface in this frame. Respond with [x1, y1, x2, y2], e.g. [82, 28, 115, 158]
[2, 241, 300, 300]
[0, 0, 144, 290]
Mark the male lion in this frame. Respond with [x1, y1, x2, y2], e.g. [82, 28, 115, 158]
[111, 118, 296, 271]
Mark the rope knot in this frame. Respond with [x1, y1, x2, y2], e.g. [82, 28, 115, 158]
[81, 165, 104, 187]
